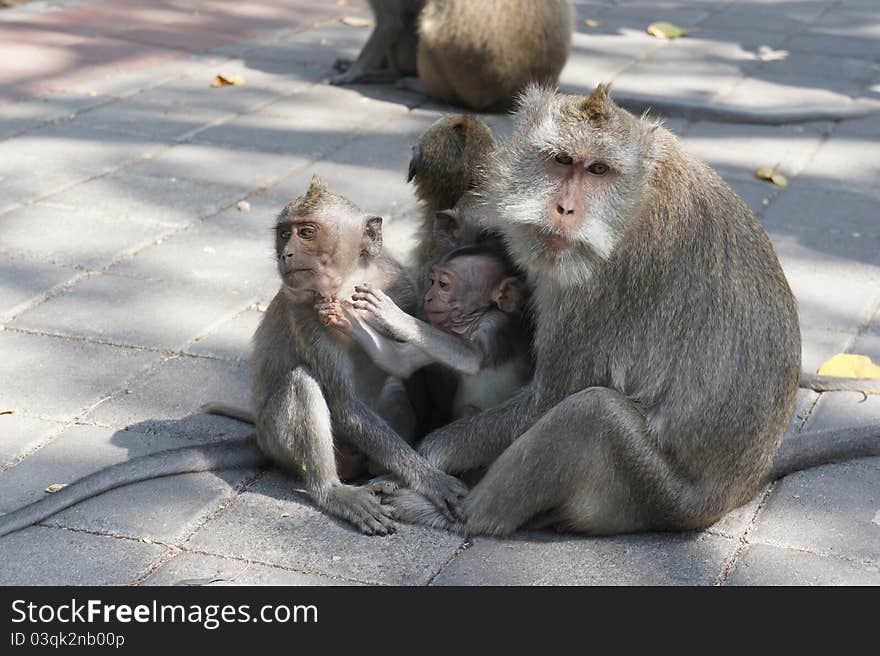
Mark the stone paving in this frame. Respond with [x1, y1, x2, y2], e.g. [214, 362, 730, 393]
[0, 0, 878, 586]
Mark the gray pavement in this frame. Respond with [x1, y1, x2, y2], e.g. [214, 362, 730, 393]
[0, 0, 878, 586]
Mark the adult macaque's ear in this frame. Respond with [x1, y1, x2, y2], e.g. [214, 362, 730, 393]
[361, 215, 383, 258]
[494, 277, 527, 313]
[407, 145, 422, 182]
[434, 209, 462, 243]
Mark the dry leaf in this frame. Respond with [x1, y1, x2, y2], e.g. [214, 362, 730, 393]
[646, 22, 694, 39]
[211, 74, 245, 88]
[0, 409, 14, 415]
[818, 353, 880, 379]
[45, 483, 68, 494]
[141, 537, 153, 544]
[756, 45, 788, 62]
[237, 200, 251, 212]
[281, 512, 290, 518]
[340, 16, 372, 27]
[583, 18, 602, 28]
[755, 167, 788, 187]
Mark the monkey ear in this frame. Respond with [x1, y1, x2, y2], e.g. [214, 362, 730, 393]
[494, 277, 527, 314]
[361, 215, 383, 258]
[434, 209, 463, 244]
[407, 145, 422, 183]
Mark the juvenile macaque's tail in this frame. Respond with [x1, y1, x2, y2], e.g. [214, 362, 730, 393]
[0, 439, 266, 539]
[799, 373, 880, 394]
[768, 425, 880, 482]
[201, 403, 255, 424]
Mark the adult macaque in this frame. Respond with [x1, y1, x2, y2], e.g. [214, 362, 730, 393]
[0, 178, 467, 539]
[385, 84, 880, 537]
[319, 240, 532, 421]
[333, 0, 573, 112]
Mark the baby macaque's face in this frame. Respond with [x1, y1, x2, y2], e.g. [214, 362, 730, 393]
[424, 255, 505, 329]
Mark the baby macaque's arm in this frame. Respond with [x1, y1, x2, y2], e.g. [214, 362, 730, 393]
[351, 284, 485, 376]
[316, 297, 432, 379]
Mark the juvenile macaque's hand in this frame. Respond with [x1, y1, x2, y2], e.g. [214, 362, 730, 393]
[315, 297, 352, 332]
[351, 284, 416, 341]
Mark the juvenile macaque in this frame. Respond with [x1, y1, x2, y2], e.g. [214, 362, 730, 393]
[383, 84, 880, 537]
[319, 239, 532, 421]
[0, 178, 467, 539]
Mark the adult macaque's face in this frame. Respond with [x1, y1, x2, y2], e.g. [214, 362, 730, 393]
[424, 255, 502, 329]
[275, 214, 356, 302]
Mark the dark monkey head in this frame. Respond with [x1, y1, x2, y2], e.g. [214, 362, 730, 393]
[408, 114, 496, 210]
[485, 83, 665, 287]
[274, 176, 383, 303]
[424, 240, 526, 335]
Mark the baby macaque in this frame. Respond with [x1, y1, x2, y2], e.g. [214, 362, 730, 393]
[318, 239, 532, 420]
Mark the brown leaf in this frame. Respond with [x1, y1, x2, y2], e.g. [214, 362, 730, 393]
[755, 167, 788, 187]
[0, 409, 14, 415]
[340, 16, 372, 27]
[211, 74, 245, 88]
[45, 483, 68, 494]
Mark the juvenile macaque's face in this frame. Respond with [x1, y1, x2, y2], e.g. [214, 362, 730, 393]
[424, 255, 504, 329]
[275, 213, 358, 302]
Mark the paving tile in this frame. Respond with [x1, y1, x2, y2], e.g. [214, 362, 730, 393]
[750, 461, 880, 563]
[0, 200, 172, 270]
[0, 413, 63, 469]
[797, 137, 880, 201]
[432, 531, 734, 586]
[726, 543, 880, 585]
[0, 330, 158, 422]
[11, 272, 254, 350]
[186, 471, 464, 585]
[185, 309, 263, 362]
[84, 354, 252, 441]
[0, 255, 80, 320]
[144, 551, 357, 586]
[0, 423, 257, 542]
[0, 526, 164, 585]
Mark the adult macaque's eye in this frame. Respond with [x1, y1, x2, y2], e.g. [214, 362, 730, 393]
[279, 228, 292, 240]
[554, 153, 573, 165]
[438, 280, 448, 289]
[298, 225, 317, 239]
[587, 161, 609, 175]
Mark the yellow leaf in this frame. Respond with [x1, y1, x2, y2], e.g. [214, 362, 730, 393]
[755, 167, 788, 187]
[211, 74, 245, 88]
[647, 22, 694, 39]
[583, 18, 602, 28]
[340, 16, 371, 27]
[0, 409, 13, 415]
[818, 354, 880, 379]
[45, 483, 68, 494]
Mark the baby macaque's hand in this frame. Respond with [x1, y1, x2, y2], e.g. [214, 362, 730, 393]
[315, 296, 352, 332]
[351, 284, 416, 341]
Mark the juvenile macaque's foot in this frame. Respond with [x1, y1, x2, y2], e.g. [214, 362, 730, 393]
[322, 483, 397, 536]
[411, 469, 469, 524]
[386, 488, 466, 534]
[365, 474, 401, 495]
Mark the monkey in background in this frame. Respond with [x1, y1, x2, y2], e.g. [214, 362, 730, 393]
[319, 238, 532, 424]
[384, 84, 880, 537]
[0, 178, 468, 539]
[333, 0, 573, 112]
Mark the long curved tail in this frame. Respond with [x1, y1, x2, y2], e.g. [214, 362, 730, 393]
[768, 425, 880, 482]
[200, 403, 255, 424]
[0, 438, 267, 539]
[799, 373, 880, 394]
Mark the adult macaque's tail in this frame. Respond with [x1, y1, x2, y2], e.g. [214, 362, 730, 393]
[201, 403, 255, 424]
[0, 439, 266, 539]
[799, 373, 880, 394]
[768, 425, 880, 482]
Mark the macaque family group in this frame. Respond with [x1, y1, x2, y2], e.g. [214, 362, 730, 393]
[3, 83, 878, 541]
